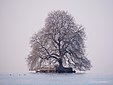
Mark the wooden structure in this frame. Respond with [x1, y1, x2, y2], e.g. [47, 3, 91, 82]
[33, 67, 56, 73]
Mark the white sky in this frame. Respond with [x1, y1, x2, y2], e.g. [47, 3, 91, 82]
[0, 0, 113, 74]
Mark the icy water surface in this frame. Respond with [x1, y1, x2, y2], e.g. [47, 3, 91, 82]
[0, 73, 113, 85]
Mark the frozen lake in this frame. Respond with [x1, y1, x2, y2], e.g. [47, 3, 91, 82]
[0, 73, 113, 85]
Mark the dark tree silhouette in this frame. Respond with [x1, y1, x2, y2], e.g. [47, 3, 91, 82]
[27, 10, 91, 72]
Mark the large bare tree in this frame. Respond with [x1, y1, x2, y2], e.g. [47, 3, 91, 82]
[27, 10, 91, 71]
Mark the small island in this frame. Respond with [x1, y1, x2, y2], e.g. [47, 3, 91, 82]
[27, 10, 91, 73]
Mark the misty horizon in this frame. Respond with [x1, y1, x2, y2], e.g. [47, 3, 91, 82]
[0, 0, 113, 74]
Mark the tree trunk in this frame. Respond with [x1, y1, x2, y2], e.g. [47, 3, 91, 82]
[56, 58, 75, 73]
[58, 58, 63, 67]
[56, 58, 64, 73]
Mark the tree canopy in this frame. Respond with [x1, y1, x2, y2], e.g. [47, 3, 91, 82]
[27, 10, 91, 71]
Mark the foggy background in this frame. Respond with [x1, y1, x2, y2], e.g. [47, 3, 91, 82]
[0, 0, 113, 74]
